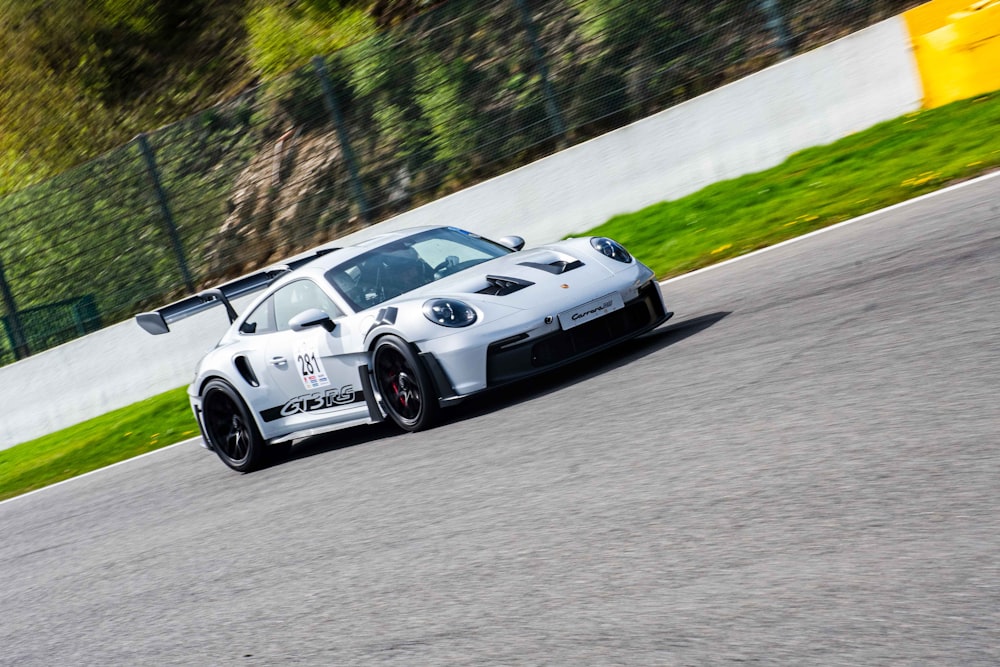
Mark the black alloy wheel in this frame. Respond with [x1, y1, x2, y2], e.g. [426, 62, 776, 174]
[201, 379, 269, 472]
[372, 335, 439, 432]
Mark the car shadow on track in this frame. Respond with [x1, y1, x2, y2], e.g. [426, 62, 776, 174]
[279, 421, 401, 465]
[275, 311, 730, 467]
[443, 310, 731, 425]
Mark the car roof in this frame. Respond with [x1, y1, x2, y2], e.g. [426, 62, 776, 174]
[264, 225, 449, 288]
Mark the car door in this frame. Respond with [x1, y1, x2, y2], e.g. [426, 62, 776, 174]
[246, 279, 369, 436]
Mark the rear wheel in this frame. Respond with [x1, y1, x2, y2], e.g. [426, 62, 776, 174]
[201, 380, 269, 472]
[372, 335, 439, 432]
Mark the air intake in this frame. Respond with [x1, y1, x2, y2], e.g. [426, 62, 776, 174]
[477, 275, 534, 296]
[518, 259, 584, 275]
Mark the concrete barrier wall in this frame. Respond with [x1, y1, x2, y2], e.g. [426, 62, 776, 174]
[0, 17, 923, 449]
[338, 19, 923, 247]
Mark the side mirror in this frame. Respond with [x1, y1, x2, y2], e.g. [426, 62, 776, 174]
[498, 235, 525, 251]
[289, 308, 336, 333]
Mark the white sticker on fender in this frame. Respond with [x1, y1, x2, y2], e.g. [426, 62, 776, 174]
[558, 292, 625, 330]
[295, 339, 331, 390]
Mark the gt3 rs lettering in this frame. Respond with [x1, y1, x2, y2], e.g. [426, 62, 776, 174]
[261, 385, 362, 422]
[283, 385, 357, 415]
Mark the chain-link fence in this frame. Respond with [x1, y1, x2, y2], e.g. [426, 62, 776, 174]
[0, 0, 924, 366]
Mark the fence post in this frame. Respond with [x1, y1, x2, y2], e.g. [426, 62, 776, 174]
[312, 56, 371, 222]
[0, 255, 29, 359]
[760, 0, 796, 58]
[514, 0, 567, 141]
[136, 133, 195, 292]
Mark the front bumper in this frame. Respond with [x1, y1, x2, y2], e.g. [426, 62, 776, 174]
[419, 279, 671, 398]
[486, 280, 670, 385]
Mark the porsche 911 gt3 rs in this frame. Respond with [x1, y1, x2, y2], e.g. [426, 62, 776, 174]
[137, 226, 672, 471]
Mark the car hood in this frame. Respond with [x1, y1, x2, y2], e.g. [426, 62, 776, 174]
[380, 241, 625, 312]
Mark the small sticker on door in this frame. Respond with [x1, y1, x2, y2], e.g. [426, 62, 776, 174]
[295, 339, 331, 390]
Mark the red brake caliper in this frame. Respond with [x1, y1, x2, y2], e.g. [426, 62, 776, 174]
[391, 373, 405, 407]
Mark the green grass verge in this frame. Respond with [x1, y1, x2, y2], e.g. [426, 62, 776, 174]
[0, 387, 197, 502]
[590, 91, 1000, 277]
[2, 91, 999, 501]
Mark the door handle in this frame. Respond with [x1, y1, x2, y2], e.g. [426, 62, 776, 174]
[270, 356, 288, 367]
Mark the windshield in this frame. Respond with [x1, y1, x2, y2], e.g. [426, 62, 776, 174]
[325, 227, 512, 311]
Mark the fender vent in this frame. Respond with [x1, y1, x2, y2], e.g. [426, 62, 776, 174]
[234, 355, 259, 387]
[374, 306, 398, 326]
[477, 275, 534, 296]
[518, 259, 584, 275]
[366, 306, 399, 335]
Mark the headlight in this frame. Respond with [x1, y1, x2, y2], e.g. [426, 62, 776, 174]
[590, 237, 633, 263]
[423, 299, 478, 327]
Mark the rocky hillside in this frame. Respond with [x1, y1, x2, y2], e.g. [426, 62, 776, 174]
[0, 0, 928, 366]
[0, 0, 925, 196]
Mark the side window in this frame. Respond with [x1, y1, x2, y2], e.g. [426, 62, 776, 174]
[239, 296, 276, 335]
[272, 279, 343, 332]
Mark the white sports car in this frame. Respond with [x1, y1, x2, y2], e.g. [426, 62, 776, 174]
[137, 226, 672, 471]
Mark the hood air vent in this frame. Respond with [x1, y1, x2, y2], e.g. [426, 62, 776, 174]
[518, 259, 584, 275]
[477, 275, 534, 296]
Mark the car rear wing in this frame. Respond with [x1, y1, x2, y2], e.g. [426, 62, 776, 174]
[135, 246, 340, 335]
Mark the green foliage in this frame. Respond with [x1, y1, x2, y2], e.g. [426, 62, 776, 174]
[0, 0, 250, 194]
[343, 33, 431, 164]
[100, 0, 161, 33]
[0, 89, 265, 328]
[571, 1, 749, 121]
[343, 34, 395, 97]
[254, 66, 328, 137]
[0, 0, 928, 195]
[0, 147, 179, 321]
[415, 55, 477, 171]
[246, 1, 377, 78]
[0, 18, 117, 193]
[577, 0, 679, 44]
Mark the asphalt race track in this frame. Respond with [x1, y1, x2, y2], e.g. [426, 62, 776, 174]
[1, 174, 998, 665]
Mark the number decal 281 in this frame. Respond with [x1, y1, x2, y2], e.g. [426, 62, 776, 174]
[294, 341, 330, 389]
[297, 351, 319, 377]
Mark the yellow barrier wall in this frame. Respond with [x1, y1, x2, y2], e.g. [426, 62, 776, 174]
[905, 0, 1000, 108]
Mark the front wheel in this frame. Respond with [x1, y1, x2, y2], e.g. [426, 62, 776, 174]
[201, 379, 269, 472]
[372, 335, 439, 432]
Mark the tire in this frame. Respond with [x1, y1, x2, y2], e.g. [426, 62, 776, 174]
[200, 379, 269, 472]
[372, 335, 439, 432]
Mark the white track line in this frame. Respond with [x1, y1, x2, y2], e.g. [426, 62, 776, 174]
[660, 169, 1000, 285]
[0, 437, 202, 507]
[4, 169, 999, 507]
